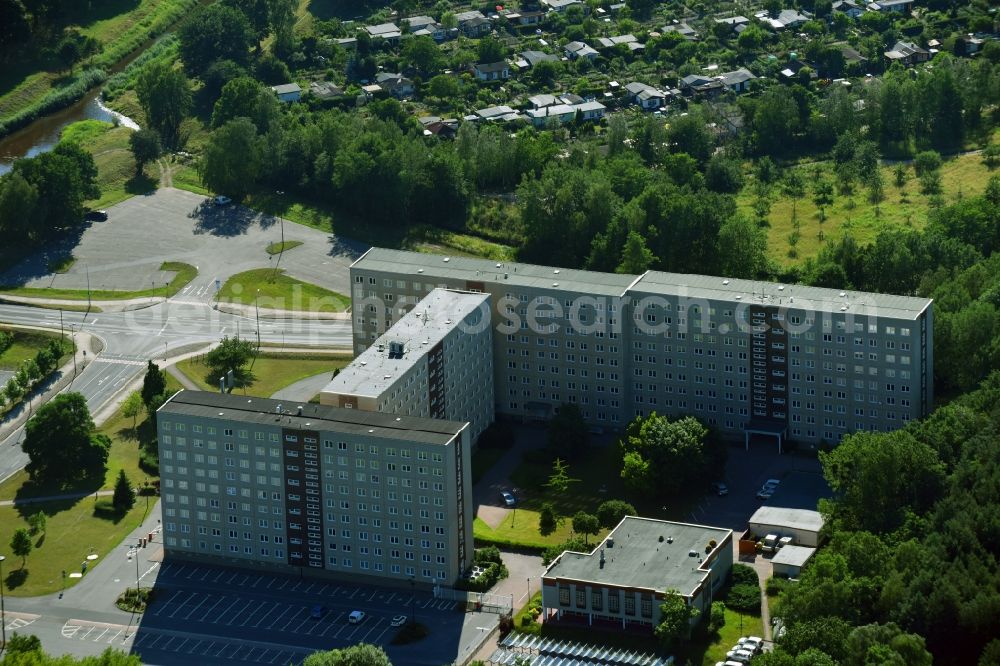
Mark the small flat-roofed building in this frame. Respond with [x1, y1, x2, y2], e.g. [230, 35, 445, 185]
[321, 289, 494, 441]
[541, 517, 733, 630]
[366, 22, 401, 41]
[749, 506, 824, 547]
[770, 545, 816, 578]
[270, 83, 301, 103]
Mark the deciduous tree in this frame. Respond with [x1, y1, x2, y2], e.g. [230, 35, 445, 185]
[23, 392, 110, 485]
[135, 61, 192, 148]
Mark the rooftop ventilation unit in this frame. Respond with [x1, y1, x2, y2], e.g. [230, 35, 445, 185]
[388, 341, 405, 359]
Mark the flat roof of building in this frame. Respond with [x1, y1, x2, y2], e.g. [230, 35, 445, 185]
[542, 516, 732, 596]
[351, 248, 636, 297]
[749, 506, 824, 533]
[322, 289, 489, 398]
[158, 390, 466, 445]
[351, 249, 931, 320]
[770, 544, 816, 568]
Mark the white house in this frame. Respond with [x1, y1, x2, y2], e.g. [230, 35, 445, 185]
[473, 62, 511, 81]
[564, 41, 599, 60]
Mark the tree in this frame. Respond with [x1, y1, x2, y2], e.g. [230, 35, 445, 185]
[654, 591, 699, 649]
[913, 150, 942, 176]
[427, 74, 458, 100]
[544, 458, 579, 494]
[620, 413, 711, 499]
[56, 35, 81, 70]
[211, 76, 279, 132]
[539, 503, 558, 536]
[6, 632, 42, 655]
[868, 167, 885, 218]
[705, 155, 744, 194]
[128, 129, 161, 176]
[135, 61, 193, 148]
[23, 393, 110, 485]
[666, 111, 712, 164]
[476, 36, 506, 63]
[199, 117, 263, 201]
[112, 469, 137, 512]
[596, 499, 636, 528]
[141, 361, 166, 409]
[223, 0, 271, 42]
[620, 450, 654, 496]
[812, 177, 834, 224]
[302, 644, 392, 666]
[616, 231, 657, 275]
[178, 4, 254, 73]
[121, 391, 144, 431]
[11, 527, 32, 566]
[717, 215, 768, 279]
[782, 170, 806, 221]
[531, 60, 560, 87]
[266, 0, 296, 56]
[571, 512, 600, 545]
[27, 511, 46, 536]
[547, 403, 589, 460]
[205, 335, 257, 384]
[402, 35, 444, 75]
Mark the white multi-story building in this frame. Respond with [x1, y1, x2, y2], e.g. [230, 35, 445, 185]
[320, 289, 494, 441]
[157, 391, 474, 586]
[350, 248, 933, 449]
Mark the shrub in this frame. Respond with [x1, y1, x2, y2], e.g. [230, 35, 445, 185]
[542, 535, 589, 565]
[596, 499, 637, 528]
[709, 600, 726, 633]
[767, 576, 790, 596]
[727, 583, 762, 613]
[732, 563, 759, 586]
[474, 546, 502, 565]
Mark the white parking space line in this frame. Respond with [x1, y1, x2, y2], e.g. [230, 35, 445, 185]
[80, 627, 96, 640]
[421, 597, 434, 609]
[225, 572, 239, 584]
[303, 618, 324, 636]
[292, 616, 313, 634]
[185, 568, 199, 579]
[93, 628, 109, 641]
[186, 640, 203, 654]
[195, 594, 226, 622]
[213, 596, 241, 621]
[151, 590, 183, 616]
[252, 576, 265, 588]
[253, 604, 285, 628]
[290, 581, 302, 592]
[168, 592, 197, 618]
[244, 648, 257, 661]
[350, 588, 360, 599]
[360, 617, 385, 642]
[264, 605, 293, 630]
[224, 600, 255, 626]
[212, 570, 227, 583]
[279, 608, 305, 631]
[238, 574, 251, 585]
[303, 583, 315, 593]
[371, 623, 392, 644]
[202, 641, 216, 655]
[240, 602, 271, 627]
[331, 622, 353, 639]
[106, 629, 122, 643]
[368, 590, 378, 602]
[183, 594, 210, 620]
[276, 579, 289, 590]
[175, 638, 189, 652]
[160, 637, 176, 650]
[215, 643, 228, 657]
[198, 569, 212, 581]
[385, 593, 396, 605]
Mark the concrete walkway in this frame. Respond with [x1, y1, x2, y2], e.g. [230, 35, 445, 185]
[165, 364, 199, 391]
[269, 371, 332, 402]
[0, 489, 114, 507]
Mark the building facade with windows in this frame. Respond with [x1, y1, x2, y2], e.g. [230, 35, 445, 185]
[156, 391, 474, 586]
[540, 517, 733, 630]
[319, 289, 494, 442]
[350, 248, 933, 447]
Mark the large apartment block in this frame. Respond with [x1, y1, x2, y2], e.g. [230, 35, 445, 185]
[156, 391, 474, 586]
[350, 248, 933, 447]
[320, 288, 494, 442]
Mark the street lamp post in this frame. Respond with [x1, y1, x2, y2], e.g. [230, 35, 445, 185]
[0, 554, 6, 652]
[410, 577, 416, 625]
[60, 570, 66, 599]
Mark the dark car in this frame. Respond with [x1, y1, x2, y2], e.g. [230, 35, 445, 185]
[84, 210, 108, 222]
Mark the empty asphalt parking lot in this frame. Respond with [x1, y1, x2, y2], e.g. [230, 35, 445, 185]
[129, 560, 496, 665]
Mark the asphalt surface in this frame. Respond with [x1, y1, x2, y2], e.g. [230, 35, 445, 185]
[0, 188, 366, 298]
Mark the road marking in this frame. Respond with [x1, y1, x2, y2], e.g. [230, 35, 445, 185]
[224, 599, 255, 626]
[61, 624, 81, 639]
[213, 570, 226, 583]
[195, 594, 225, 622]
[350, 587, 359, 599]
[266, 578, 277, 589]
[185, 567, 199, 579]
[368, 589, 378, 602]
[160, 636, 176, 650]
[421, 597, 434, 609]
[291, 581, 302, 592]
[303, 583, 314, 593]
[253, 603, 283, 628]
[385, 593, 396, 604]
[360, 617, 384, 642]
[265, 605, 293, 630]
[186, 640, 203, 654]
[252, 576, 264, 588]
[175, 638, 189, 652]
[93, 628, 109, 641]
[214, 596, 242, 620]
[239, 602, 270, 627]
[167, 591, 196, 618]
[80, 627, 96, 640]
[238, 574, 250, 585]
[256, 649, 272, 663]
[371, 623, 391, 644]
[226, 572, 238, 584]
[198, 569, 212, 581]
[202, 641, 216, 655]
[276, 579, 288, 590]
[183, 593, 210, 620]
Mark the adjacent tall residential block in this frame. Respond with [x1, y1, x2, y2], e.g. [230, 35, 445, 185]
[157, 391, 474, 585]
[320, 288, 494, 441]
[350, 248, 933, 448]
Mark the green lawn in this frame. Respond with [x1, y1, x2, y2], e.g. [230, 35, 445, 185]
[266, 240, 303, 255]
[406, 226, 516, 262]
[176, 353, 352, 398]
[0, 500, 150, 597]
[694, 606, 765, 666]
[71, 121, 158, 209]
[0, 327, 68, 370]
[474, 511, 582, 550]
[741, 149, 997, 266]
[216, 269, 350, 313]
[0, 261, 196, 300]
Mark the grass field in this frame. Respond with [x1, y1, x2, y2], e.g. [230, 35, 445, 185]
[695, 606, 765, 666]
[266, 240, 304, 255]
[61, 120, 158, 209]
[48, 256, 77, 274]
[742, 150, 997, 266]
[176, 353, 352, 398]
[0, 327, 68, 370]
[406, 226, 516, 262]
[0, 261, 196, 300]
[216, 269, 350, 313]
[0, 0, 198, 130]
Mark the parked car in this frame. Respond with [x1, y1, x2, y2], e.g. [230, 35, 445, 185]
[711, 481, 729, 496]
[725, 648, 754, 664]
[348, 610, 365, 624]
[84, 210, 108, 221]
[742, 636, 764, 652]
[501, 490, 516, 507]
[756, 487, 774, 500]
[311, 605, 324, 619]
[763, 478, 781, 490]
[213, 195, 232, 206]
[391, 615, 407, 627]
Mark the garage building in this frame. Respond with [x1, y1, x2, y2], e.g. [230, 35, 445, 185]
[748, 506, 824, 547]
[770, 544, 816, 578]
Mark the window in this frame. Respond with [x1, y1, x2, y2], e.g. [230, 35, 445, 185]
[608, 592, 620, 613]
[624, 593, 635, 615]
[591, 590, 603, 611]
[576, 589, 586, 608]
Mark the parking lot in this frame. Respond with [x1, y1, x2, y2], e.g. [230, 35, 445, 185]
[130, 560, 496, 666]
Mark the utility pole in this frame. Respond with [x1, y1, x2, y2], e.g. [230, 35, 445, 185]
[86, 264, 91, 311]
[59, 308, 64, 337]
[0, 554, 6, 652]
